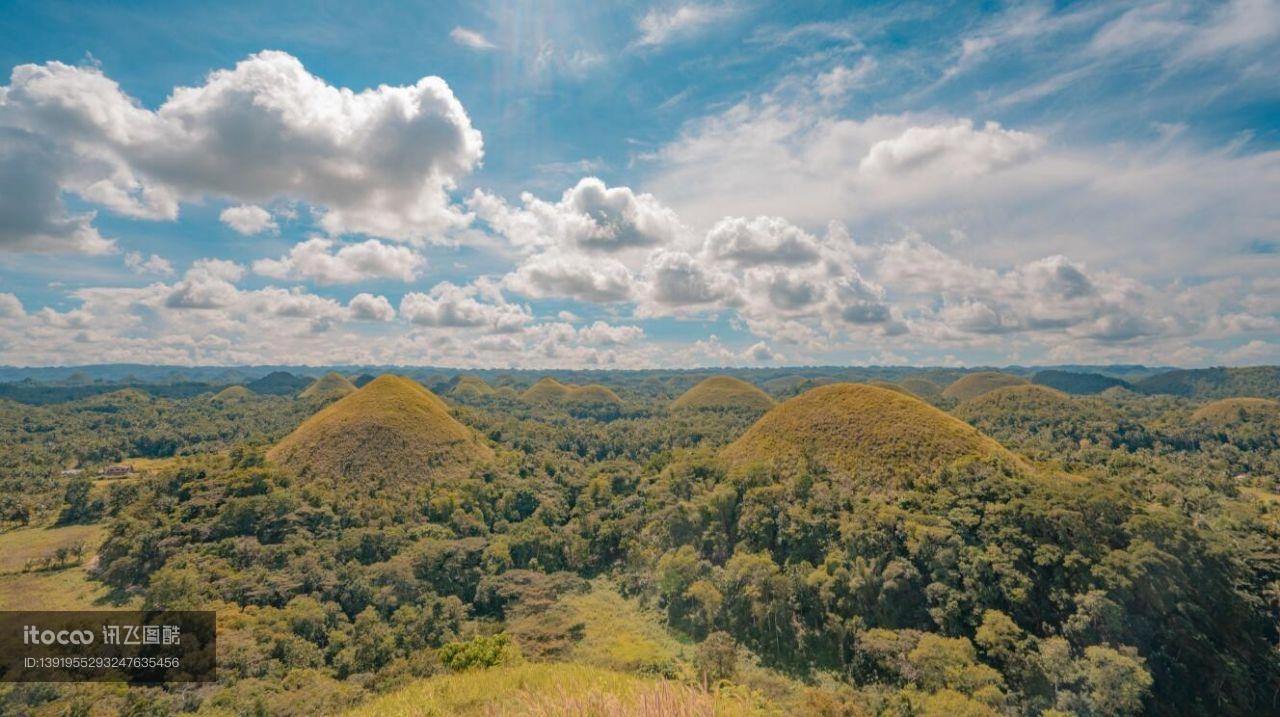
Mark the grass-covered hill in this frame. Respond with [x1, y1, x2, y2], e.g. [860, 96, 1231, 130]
[671, 375, 775, 412]
[299, 372, 358, 402]
[1190, 396, 1280, 424]
[267, 374, 493, 487]
[521, 378, 624, 416]
[899, 377, 943, 401]
[449, 375, 496, 399]
[721, 383, 1021, 481]
[941, 371, 1030, 402]
[212, 385, 255, 402]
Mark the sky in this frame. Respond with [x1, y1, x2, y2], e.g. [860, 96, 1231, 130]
[0, 0, 1278, 369]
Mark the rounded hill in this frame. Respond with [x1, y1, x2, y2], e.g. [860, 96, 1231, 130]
[942, 372, 1029, 402]
[955, 384, 1073, 412]
[267, 374, 493, 486]
[565, 384, 623, 406]
[672, 376, 775, 412]
[721, 383, 1020, 481]
[521, 377, 572, 403]
[899, 378, 942, 401]
[449, 375, 495, 399]
[521, 378, 622, 406]
[1191, 397, 1280, 425]
[299, 372, 357, 402]
[212, 385, 255, 402]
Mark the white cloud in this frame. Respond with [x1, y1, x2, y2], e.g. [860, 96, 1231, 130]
[164, 259, 244, 310]
[470, 177, 685, 254]
[703, 215, 823, 267]
[0, 51, 483, 250]
[450, 26, 496, 50]
[743, 341, 779, 362]
[816, 56, 877, 99]
[347, 292, 396, 322]
[504, 251, 636, 302]
[0, 292, 23, 318]
[219, 204, 277, 235]
[640, 249, 740, 312]
[577, 320, 644, 346]
[123, 251, 174, 276]
[252, 237, 426, 284]
[858, 120, 1042, 176]
[399, 282, 531, 332]
[635, 3, 736, 47]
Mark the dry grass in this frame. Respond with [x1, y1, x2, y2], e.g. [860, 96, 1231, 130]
[672, 377, 775, 412]
[954, 384, 1073, 411]
[268, 374, 493, 484]
[0, 523, 106, 574]
[941, 372, 1029, 402]
[451, 375, 497, 398]
[213, 385, 256, 401]
[300, 372, 358, 401]
[899, 378, 942, 400]
[344, 662, 775, 717]
[522, 378, 622, 406]
[0, 566, 135, 610]
[1190, 397, 1280, 424]
[492, 680, 722, 717]
[721, 383, 1021, 480]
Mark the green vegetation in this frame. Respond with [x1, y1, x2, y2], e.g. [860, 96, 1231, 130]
[1032, 369, 1131, 395]
[0, 366, 1278, 716]
[941, 372, 1030, 402]
[1134, 365, 1280, 398]
[672, 376, 775, 413]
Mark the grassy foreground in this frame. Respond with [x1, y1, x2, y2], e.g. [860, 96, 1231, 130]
[343, 662, 778, 717]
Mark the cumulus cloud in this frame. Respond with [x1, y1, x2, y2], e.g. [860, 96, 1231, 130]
[252, 237, 426, 284]
[0, 51, 483, 251]
[124, 251, 174, 276]
[640, 249, 740, 311]
[0, 292, 23, 318]
[858, 120, 1043, 176]
[450, 26, 496, 50]
[471, 177, 685, 254]
[744, 341, 778, 362]
[219, 204, 277, 235]
[504, 252, 636, 302]
[165, 259, 245, 310]
[703, 215, 823, 267]
[400, 282, 531, 332]
[347, 293, 396, 322]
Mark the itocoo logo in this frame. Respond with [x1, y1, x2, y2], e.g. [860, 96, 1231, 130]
[23, 625, 95, 645]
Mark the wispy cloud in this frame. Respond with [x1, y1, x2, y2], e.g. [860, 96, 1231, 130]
[450, 26, 496, 50]
[634, 3, 738, 48]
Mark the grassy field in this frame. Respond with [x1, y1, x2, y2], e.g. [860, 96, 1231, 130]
[0, 523, 136, 610]
[0, 565, 135, 610]
[0, 523, 105, 574]
[343, 662, 780, 717]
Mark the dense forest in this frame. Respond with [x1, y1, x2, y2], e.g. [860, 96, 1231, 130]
[0, 366, 1277, 716]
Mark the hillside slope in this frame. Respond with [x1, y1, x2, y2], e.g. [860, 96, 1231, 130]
[672, 376, 775, 412]
[268, 374, 492, 485]
[721, 383, 1021, 481]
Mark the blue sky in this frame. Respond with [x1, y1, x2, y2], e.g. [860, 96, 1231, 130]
[0, 0, 1278, 368]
